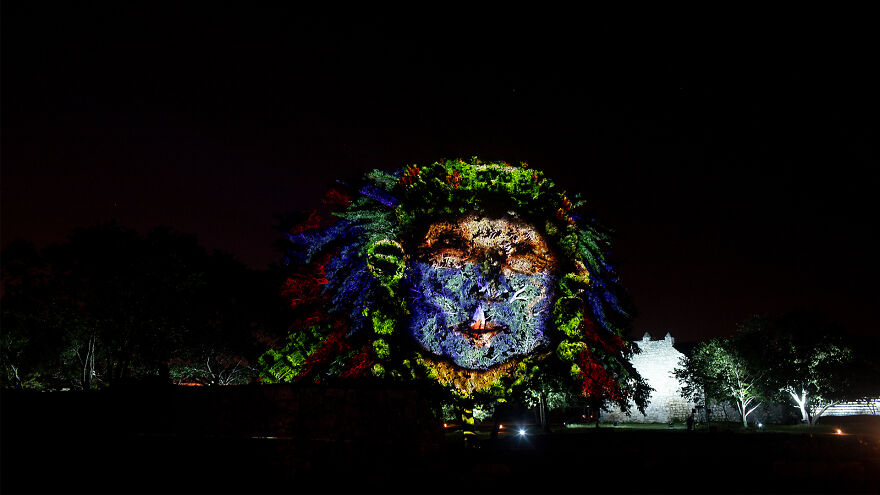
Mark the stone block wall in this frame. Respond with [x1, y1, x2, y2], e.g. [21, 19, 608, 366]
[602, 332, 693, 423]
[822, 399, 880, 416]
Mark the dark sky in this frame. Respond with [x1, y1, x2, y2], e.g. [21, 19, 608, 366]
[3, 6, 878, 342]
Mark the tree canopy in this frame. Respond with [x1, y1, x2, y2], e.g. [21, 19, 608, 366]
[674, 337, 766, 427]
[737, 312, 865, 425]
[1, 223, 280, 390]
[674, 312, 879, 427]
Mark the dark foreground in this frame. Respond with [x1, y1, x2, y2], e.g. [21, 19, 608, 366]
[2, 387, 879, 494]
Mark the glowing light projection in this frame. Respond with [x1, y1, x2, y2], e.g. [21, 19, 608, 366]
[258, 158, 649, 412]
[408, 215, 557, 370]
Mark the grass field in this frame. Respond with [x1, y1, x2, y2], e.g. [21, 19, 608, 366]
[3, 390, 878, 494]
[447, 415, 880, 439]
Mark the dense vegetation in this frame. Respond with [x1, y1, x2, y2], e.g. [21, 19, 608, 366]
[675, 312, 880, 426]
[1, 223, 285, 390]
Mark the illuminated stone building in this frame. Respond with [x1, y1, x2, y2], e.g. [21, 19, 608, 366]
[601, 332, 693, 423]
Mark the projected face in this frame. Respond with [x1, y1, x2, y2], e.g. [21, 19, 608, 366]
[407, 215, 558, 370]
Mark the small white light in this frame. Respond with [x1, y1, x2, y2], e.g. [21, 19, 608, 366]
[836, 429, 843, 435]
[758, 423, 763, 428]
[519, 429, 526, 436]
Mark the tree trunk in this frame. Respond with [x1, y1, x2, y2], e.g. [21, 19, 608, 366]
[741, 401, 760, 428]
[81, 335, 96, 390]
[810, 401, 836, 425]
[704, 390, 711, 431]
[788, 389, 809, 423]
[10, 364, 23, 389]
[460, 400, 476, 448]
[537, 394, 549, 432]
[592, 399, 601, 428]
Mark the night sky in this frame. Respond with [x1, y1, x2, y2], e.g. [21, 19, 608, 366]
[3, 6, 878, 342]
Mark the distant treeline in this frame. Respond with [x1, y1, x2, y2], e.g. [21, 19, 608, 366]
[1, 222, 289, 390]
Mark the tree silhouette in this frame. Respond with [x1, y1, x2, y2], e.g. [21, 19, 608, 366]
[675, 337, 766, 427]
[738, 312, 859, 425]
[1, 223, 277, 389]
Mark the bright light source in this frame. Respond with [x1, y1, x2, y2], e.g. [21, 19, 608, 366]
[518, 429, 526, 436]
[836, 429, 843, 435]
[758, 423, 763, 428]
[443, 423, 447, 428]
[498, 424, 503, 429]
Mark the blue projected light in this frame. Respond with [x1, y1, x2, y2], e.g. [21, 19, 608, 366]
[405, 215, 558, 371]
[407, 262, 555, 370]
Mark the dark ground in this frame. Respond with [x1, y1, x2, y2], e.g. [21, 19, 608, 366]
[2, 388, 879, 494]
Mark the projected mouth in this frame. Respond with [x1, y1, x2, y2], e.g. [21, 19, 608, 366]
[452, 304, 509, 347]
[453, 320, 509, 348]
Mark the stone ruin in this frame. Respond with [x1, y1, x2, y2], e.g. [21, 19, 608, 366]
[601, 332, 693, 423]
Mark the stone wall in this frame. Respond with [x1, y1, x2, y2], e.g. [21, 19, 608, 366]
[602, 332, 693, 423]
[822, 399, 880, 417]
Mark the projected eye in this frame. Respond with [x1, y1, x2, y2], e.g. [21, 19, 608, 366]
[505, 239, 557, 274]
[505, 242, 544, 274]
[507, 257, 535, 273]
